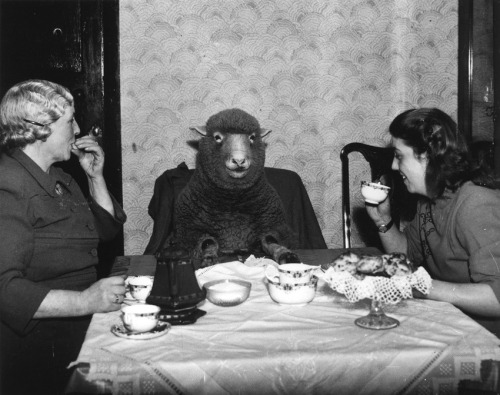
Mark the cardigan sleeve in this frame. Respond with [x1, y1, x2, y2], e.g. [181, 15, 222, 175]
[88, 193, 127, 241]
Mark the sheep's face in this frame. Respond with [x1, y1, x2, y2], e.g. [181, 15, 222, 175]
[215, 131, 255, 177]
[198, 129, 266, 189]
[193, 109, 269, 190]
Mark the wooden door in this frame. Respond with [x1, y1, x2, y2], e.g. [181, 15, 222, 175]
[459, 0, 500, 177]
[0, 0, 123, 272]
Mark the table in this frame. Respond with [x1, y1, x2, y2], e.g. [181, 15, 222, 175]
[66, 249, 500, 395]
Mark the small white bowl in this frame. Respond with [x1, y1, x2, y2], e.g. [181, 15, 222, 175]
[203, 279, 252, 307]
[267, 278, 317, 306]
[361, 181, 390, 204]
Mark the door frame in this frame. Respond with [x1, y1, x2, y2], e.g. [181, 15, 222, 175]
[458, 0, 500, 176]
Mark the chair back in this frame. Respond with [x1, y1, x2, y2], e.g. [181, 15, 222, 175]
[144, 162, 327, 255]
[340, 142, 415, 248]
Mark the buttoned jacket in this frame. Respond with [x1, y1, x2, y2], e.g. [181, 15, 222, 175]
[0, 149, 126, 334]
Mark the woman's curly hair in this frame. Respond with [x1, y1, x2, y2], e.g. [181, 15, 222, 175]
[0, 79, 73, 153]
[389, 108, 496, 198]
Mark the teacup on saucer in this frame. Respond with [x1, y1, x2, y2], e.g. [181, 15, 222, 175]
[121, 304, 160, 333]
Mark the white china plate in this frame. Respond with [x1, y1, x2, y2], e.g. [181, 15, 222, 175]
[111, 321, 171, 340]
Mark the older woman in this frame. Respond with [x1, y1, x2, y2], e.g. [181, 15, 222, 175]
[0, 80, 127, 394]
[366, 108, 500, 337]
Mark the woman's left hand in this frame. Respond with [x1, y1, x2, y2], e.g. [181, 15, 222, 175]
[71, 136, 104, 179]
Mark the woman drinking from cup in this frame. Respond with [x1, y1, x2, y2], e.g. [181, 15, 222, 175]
[0, 80, 127, 394]
[366, 108, 500, 336]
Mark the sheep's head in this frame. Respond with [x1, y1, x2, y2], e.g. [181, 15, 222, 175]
[191, 108, 271, 190]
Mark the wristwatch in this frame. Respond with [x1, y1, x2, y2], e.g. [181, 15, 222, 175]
[377, 219, 394, 233]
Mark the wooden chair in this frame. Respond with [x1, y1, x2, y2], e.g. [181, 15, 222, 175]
[144, 162, 327, 255]
[340, 142, 416, 248]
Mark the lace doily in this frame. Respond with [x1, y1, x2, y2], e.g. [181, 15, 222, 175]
[317, 266, 432, 304]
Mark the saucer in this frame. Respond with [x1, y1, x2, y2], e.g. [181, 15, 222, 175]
[111, 321, 171, 340]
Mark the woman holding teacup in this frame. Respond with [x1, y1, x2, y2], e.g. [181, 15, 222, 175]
[0, 80, 127, 394]
[365, 108, 500, 337]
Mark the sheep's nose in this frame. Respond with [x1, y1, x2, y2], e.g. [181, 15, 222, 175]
[232, 157, 246, 166]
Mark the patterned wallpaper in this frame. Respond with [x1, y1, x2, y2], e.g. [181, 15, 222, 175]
[120, 0, 458, 255]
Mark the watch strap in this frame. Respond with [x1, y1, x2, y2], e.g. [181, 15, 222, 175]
[378, 219, 394, 233]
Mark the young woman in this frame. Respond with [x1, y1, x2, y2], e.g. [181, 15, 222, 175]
[366, 108, 500, 337]
[0, 80, 127, 394]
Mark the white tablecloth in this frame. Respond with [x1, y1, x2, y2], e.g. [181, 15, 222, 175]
[69, 259, 500, 395]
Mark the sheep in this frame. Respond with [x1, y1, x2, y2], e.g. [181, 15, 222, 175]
[168, 108, 300, 268]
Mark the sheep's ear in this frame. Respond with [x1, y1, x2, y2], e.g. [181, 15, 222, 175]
[261, 128, 272, 138]
[189, 126, 207, 136]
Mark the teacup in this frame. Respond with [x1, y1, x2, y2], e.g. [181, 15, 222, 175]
[128, 276, 153, 302]
[268, 277, 318, 306]
[360, 181, 390, 204]
[265, 263, 317, 286]
[121, 304, 160, 333]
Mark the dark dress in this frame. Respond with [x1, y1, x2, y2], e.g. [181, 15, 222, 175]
[0, 149, 126, 395]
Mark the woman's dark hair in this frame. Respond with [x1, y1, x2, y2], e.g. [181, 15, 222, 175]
[389, 108, 496, 198]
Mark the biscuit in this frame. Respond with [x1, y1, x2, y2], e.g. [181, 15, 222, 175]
[382, 253, 413, 277]
[323, 251, 360, 275]
[324, 251, 413, 278]
[357, 255, 384, 274]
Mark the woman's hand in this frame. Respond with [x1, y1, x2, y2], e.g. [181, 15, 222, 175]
[34, 275, 127, 318]
[365, 194, 392, 226]
[80, 276, 127, 313]
[72, 136, 115, 215]
[364, 188, 407, 255]
[71, 136, 105, 179]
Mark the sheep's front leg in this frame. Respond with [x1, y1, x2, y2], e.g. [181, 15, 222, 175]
[194, 236, 220, 268]
[261, 235, 300, 264]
